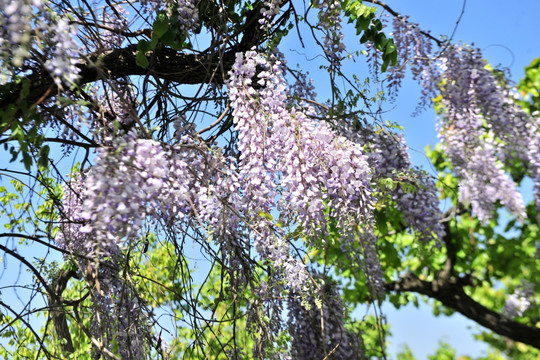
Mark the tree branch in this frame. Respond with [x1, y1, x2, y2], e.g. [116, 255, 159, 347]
[363, 0, 444, 46]
[386, 204, 540, 349]
[0, 46, 238, 113]
[47, 267, 78, 354]
[0, 0, 279, 117]
[385, 271, 540, 349]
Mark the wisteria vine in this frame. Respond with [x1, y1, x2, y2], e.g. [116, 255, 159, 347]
[3, 0, 539, 357]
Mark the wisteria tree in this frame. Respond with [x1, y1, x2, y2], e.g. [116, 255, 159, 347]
[0, 0, 539, 358]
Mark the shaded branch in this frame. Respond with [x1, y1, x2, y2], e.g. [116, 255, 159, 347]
[0, 46, 238, 113]
[0, 0, 279, 117]
[0, 233, 120, 271]
[47, 267, 78, 354]
[385, 201, 540, 349]
[385, 271, 540, 349]
[434, 208, 459, 289]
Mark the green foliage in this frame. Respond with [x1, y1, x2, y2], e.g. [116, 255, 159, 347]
[133, 238, 187, 307]
[342, 0, 398, 72]
[423, 143, 540, 321]
[0, 314, 41, 359]
[1, 3, 539, 359]
[150, 11, 189, 51]
[518, 57, 540, 114]
[475, 332, 540, 360]
[349, 315, 390, 358]
[396, 344, 416, 360]
[0, 266, 94, 359]
[0, 168, 62, 236]
[170, 264, 256, 359]
[427, 341, 457, 360]
[1, 106, 50, 171]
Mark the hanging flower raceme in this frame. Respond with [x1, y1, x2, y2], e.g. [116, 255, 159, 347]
[57, 129, 242, 358]
[227, 50, 376, 290]
[140, 0, 199, 33]
[100, 7, 129, 47]
[370, 130, 445, 241]
[387, 15, 436, 102]
[287, 278, 362, 360]
[434, 45, 529, 223]
[44, 17, 81, 87]
[316, 0, 346, 67]
[503, 280, 536, 318]
[0, 0, 41, 83]
[59, 130, 240, 257]
[370, 15, 540, 223]
[527, 118, 540, 220]
[337, 122, 445, 243]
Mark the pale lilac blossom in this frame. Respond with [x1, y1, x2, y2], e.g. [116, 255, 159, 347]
[227, 50, 375, 293]
[288, 278, 362, 359]
[0, 0, 41, 82]
[44, 17, 81, 87]
[503, 280, 535, 318]
[316, 0, 346, 67]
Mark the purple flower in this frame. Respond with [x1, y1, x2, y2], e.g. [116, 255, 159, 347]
[44, 18, 81, 87]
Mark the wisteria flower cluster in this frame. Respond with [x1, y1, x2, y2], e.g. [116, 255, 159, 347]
[337, 122, 445, 243]
[173, 0, 199, 33]
[435, 45, 530, 223]
[59, 170, 152, 358]
[316, 0, 346, 66]
[44, 17, 81, 87]
[0, 0, 41, 83]
[99, 7, 129, 47]
[376, 15, 539, 223]
[370, 132, 445, 242]
[141, 0, 199, 33]
[227, 50, 375, 292]
[98, 79, 138, 128]
[259, 0, 281, 27]
[288, 279, 362, 359]
[59, 130, 240, 257]
[387, 15, 436, 104]
[527, 116, 540, 219]
[58, 129, 242, 357]
[503, 280, 536, 318]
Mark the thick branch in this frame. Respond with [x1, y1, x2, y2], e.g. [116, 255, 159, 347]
[386, 272, 540, 349]
[0, 46, 238, 113]
[0, 0, 276, 115]
[47, 267, 78, 354]
[434, 210, 459, 289]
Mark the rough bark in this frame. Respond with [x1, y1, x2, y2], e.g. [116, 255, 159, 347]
[0, 0, 270, 116]
[386, 216, 540, 349]
[47, 267, 78, 354]
[385, 271, 540, 349]
[0, 46, 238, 111]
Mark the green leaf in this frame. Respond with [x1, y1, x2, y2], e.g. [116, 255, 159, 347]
[138, 39, 153, 53]
[384, 40, 397, 57]
[22, 152, 32, 171]
[135, 51, 149, 68]
[258, 211, 273, 221]
[37, 145, 49, 170]
[153, 12, 169, 39]
[160, 28, 177, 47]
